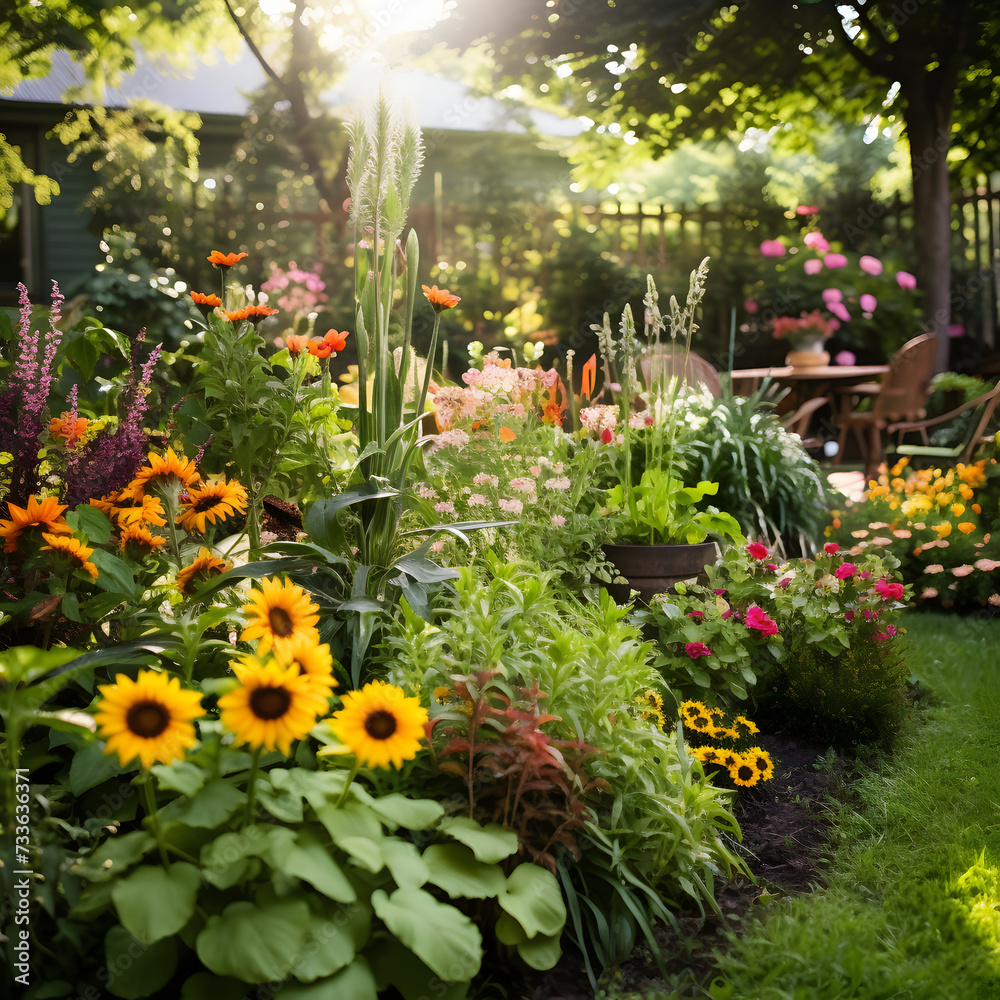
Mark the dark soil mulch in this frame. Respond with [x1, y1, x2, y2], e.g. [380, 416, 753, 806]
[521, 734, 846, 1000]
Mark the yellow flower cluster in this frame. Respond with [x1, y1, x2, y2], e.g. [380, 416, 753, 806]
[679, 700, 773, 788]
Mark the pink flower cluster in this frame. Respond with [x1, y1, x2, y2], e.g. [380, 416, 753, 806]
[260, 261, 328, 314]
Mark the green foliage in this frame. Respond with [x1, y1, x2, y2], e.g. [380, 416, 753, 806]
[676, 384, 831, 551]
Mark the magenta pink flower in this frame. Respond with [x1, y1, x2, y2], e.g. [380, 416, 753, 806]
[824, 542, 839, 554]
[804, 231, 830, 251]
[863, 608, 880, 621]
[859, 255, 883, 276]
[747, 542, 770, 560]
[829, 301, 851, 323]
[744, 298, 759, 314]
[844, 609, 855, 622]
[834, 563, 858, 580]
[896, 271, 917, 290]
[685, 642, 712, 659]
[686, 610, 704, 620]
[804, 258, 823, 275]
[821, 287, 843, 303]
[860, 293, 878, 313]
[760, 239, 786, 257]
[796, 205, 819, 215]
[874, 578, 904, 601]
[824, 253, 848, 269]
[834, 350, 856, 366]
[744, 605, 778, 636]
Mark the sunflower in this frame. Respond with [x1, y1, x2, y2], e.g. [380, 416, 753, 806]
[691, 746, 720, 764]
[730, 755, 761, 788]
[734, 715, 760, 735]
[175, 547, 230, 596]
[273, 633, 338, 694]
[98, 492, 168, 529]
[0, 495, 72, 552]
[176, 478, 248, 534]
[746, 746, 774, 782]
[119, 523, 167, 552]
[679, 699, 710, 723]
[327, 680, 428, 769]
[218, 659, 327, 755]
[241, 576, 320, 655]
[94, 670, 205, 770]
[125, 448, 200, 499]
[41, 532, 99, 579]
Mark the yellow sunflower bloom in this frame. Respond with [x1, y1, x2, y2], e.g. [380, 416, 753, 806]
[730, 755, 761, 788]
[746, 746, 774, 782]
[272, 634, 338, 694]
[327, 680, 428, 769]
[95, 670, 205, 770]
[176, 547, 231, 596]
[123, 447, 200, 499]
[241, 576, 320, 655]
[0, 495, 72, 552]
[735, 715, 760, 735]
[176, 478, 249, 534]
[120, 524, 167, 552]
[218, 659, 327, 755]
[40, 532, 99, 579]
[108, 493, 168, 530]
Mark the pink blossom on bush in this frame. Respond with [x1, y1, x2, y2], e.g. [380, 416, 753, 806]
[821, 287, 843, 303]
[498, 497, 523, 515]
[860, 293, 878, 312]
[687, 610, 704, 620]
[874, 578, 905, 600]
[804, 259, 823, 275]
[824, 542, 840, 554]
[685, 642, 712, 659]
[747, 542, 770, 560]
[760, 239, 786, 257]
[834, 350, 856, 366]
[896, 271, 917, 290]
[796, 205, 819, 215]
[550, 515, 566, 527]
[834, 562, 858, 580]
[804, 231, 830, 251]
[744, 298, 759, 314]
[829, 301, 851, 323]
[859, 255, 883, 275]
[744, 605, 778, 636]
[824, 253, 848, 269]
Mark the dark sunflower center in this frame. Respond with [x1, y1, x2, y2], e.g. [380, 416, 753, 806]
[269, 606, 294, 637]
[364, 710, 397, 741]
[737, 765, 755, 782]
[126, 700, 170, 738]
[691, 715, 709, 729]
[250, 685, 292, 720]
[193, 496, 221, 512]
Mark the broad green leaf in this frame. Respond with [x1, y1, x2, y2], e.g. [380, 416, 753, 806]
[314, 802, 384, 872]
[196, 899, 312, 983]
[70, 740, 126, 795]
[282, 957, 378, 1000]
[72, 831, 155, 883]
[159, 778, 245, 828]
[422, 843, 506, 899]
[356, 791, 444, 831]
[495, 910, 527, 946]
[89, 548, 137, 596]
[438, 816, 517, 864]
[277, 827, 357, 903]
[66, 503, 113, 545]
[497, 863, 567, 938]
[256, 771, 305, 822]
[105, 926, 178, 999]
[111, 862, 201, 944]
[149, 761, 206, 797]
[380, 838, 428, 889]
[289, 903, 370, 983]
[370, 886, 482, 983]
[516, 930, 563, 971]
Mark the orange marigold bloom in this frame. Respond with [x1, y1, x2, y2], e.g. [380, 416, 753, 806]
[285, 333, 310, 356]
[0, 496, 72, 553]
[957, 522, 977, 534]
[190, 291, 223, 308]
[49, 412, 89, 447]
[225, 304, 280, 323]
[421, 284, 461, 312]
[207, 250, 248, 268]
[41, 532, 99, 579]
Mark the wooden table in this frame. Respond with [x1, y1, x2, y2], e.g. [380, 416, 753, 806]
[728, 364, 891, 413]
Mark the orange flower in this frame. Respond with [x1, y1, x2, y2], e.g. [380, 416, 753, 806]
[0, 496, 72, 553]
[41, 532, 99, 579]
[207, 250, 248, 268]
[320, 329, 349, 352]
[224, 304, 280, 323]
[580, 353, 597, 401]
[421, 284, 461, 312]
[934, 522, 952, 539]
[957, 522, 977, 534]
[120, 524, 167, 552]
[49, 412, 89, 447]
[285, 333, 310, 356]
[498, 426, 516, 442]
[190, 291, 223, 315]
[124, 448, 200, 499]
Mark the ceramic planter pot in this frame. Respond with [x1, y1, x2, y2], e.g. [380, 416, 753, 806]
[601, 541, 719, 605]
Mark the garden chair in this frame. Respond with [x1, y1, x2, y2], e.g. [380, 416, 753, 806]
[885, 378, 1000, 467]
[640, 347, 721, 397]
[832, 333, 937, 478]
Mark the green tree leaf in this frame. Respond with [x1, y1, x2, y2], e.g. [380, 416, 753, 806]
[437, 816, 518, 863]
[104, 925, 178, 999]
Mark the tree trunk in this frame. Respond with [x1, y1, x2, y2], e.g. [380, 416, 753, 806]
[900, 72, 956, 374]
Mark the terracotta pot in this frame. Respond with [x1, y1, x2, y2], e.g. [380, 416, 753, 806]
[785, 334, 830, 368]
[601, 541, 719, 605]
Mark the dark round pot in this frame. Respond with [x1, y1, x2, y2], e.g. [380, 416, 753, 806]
[601, 541, 719, 605]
